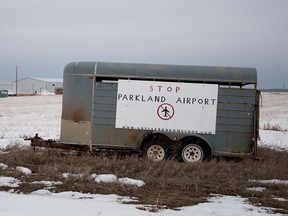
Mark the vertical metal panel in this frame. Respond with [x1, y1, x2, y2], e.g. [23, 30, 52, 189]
[91, 82, 145, 147]
[203, 87, 257, 153]
[60, 66, 94, 144]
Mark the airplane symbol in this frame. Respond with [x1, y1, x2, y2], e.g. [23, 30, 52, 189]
[162, 106, 170, 117]
[157, 103, 175, 120]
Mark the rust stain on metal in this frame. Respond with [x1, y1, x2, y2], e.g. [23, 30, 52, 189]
[61, 104, 70, 120]
[61, 96, 86, 122]
[62, 105, 85, 122]
[72, 108, 85, 122]
[128, 130, 142, 144]
[93, 128, 143, 147]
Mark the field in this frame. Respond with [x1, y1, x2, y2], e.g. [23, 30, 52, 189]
[0, 93, 288, 215]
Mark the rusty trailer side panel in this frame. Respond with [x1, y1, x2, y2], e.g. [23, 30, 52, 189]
[58, 61, 259, 158]
[92, 82, 146, 148]
[60, 64, 94, 144]
[90, 82, 258, 154]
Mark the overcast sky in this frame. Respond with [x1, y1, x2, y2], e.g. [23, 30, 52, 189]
[0, 0, 287, 88]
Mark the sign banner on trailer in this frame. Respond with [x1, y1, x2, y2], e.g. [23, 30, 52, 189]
[116, 80, 218, 134]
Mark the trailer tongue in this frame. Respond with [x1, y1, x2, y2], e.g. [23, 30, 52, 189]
[26, 133, 139, 156]
[25, 134, 90, 151]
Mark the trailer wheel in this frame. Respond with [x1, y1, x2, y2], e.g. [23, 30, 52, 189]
[180, 143, 204, 163]
[142, 140, 168, 161]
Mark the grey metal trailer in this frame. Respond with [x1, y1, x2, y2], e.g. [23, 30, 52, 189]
[30, 62, 260, 163]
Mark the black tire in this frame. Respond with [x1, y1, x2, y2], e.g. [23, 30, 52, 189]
[142, 140, 169, 161]
[179, 138, 206, 163]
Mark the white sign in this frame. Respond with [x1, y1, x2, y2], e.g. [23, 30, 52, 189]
[115, 80, 218, 134]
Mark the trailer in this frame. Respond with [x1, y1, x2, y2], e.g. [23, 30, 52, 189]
[28, 62, 260, 162]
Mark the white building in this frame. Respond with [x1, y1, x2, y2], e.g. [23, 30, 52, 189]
[12, 77, 63, 95]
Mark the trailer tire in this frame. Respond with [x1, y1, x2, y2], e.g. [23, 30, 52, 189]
[180, 139, 206, 163]
[142, 140, 169, 161]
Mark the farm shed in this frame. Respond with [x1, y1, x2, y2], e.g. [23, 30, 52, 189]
[12, 77, 63, 95]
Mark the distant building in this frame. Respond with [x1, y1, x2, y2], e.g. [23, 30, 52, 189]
[12, 77, 63, 95]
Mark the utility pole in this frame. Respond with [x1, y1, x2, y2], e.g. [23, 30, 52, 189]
[16, 66, 18, 96]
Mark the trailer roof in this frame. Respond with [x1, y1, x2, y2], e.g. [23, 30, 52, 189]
[64, 62, 257, 85]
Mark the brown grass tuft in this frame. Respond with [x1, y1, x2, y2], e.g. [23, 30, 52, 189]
[263, 122, 283, 131]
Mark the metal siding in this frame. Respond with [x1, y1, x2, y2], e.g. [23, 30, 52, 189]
[60, 71, 94, 144]
[93, 104, 116, 112]
[95, 62, 257, 84]
[16, 78, 46, 94]
[93, 110, 116, 119]
[204, 88, 256, 153]
[218, 95, 256, 104]
[217, 110, 254, 118]
[92, 118, 115, 126]
[204, 132, 252, 153]
[64, 62, 257, 85]
[92, 125, 145, 147]
[217, 103, 254, 111]
[217, 117, 253, 126]
[218, 88, 256, 96]
[64, 62, 96, 75]
[46, 82, 63, 93]
[91, 82, 145, 147]
[61, 75, 93, 122]
[61, 62, 258, 156]
[90, 83, 257, 152]
[216, 125, 253, 133]
[11, 78, 63, 94]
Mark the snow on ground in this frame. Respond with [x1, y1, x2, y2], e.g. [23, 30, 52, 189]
[0, 177, 20, 188]
[15, 166, 33, 175]
[259, 92, 288, 131]
[0, 93, 287, 215]
[259, 92, 288, 150]
[91, 173, 145, 187]
[0, 190, 282, 216]
[0, 95, 61, 148]
[249, 179, 288, 185]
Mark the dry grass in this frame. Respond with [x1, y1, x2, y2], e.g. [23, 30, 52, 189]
[0, 145, 288, 214]
[263, 122, 284, 132]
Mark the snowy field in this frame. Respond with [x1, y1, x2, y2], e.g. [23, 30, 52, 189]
[259, 92, 288, 151]
[0, 93, 287, 216]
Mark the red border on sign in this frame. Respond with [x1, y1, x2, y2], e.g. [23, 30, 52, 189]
[157, 103, 175, 120]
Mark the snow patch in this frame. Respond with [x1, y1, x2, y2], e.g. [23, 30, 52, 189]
[92, 174, 118, 183]
[118, 177, 145, 187]
[31, 189, 53, 196]
[246, 187, 266, 192]
[0, 163, 8, 170]
[32, 181, 63, 187]
[250, 179, 288, 185]
[272, 196, 288, 202]
[16, 166, 32, 175]
[91, 174, 145, 187]
[62, 173, 84, 179]
[0, 191, 282, 216]
[0, 176, 20, 187]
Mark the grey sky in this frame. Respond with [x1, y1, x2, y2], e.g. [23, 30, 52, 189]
[1, 0, 287, 88]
